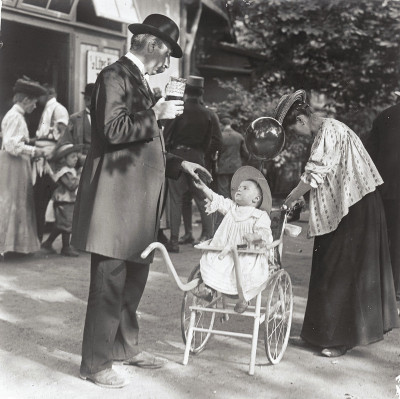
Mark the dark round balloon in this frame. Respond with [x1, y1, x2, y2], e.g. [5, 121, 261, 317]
[245, 117, 285, 161]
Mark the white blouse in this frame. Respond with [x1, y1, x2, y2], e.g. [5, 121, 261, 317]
[1, 104, 35, 157]
[301, 118, 383, 237]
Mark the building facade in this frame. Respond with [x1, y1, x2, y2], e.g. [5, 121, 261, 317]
[0, 0, 181, 128]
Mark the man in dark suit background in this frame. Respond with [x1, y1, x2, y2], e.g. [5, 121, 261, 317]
[366, 94, 400, 306]
[72, 14, 211, 388]
[64, 83, 94, 167]
[164, 76, 222, 253]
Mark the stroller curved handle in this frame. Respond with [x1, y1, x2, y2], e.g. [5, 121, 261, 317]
[141, 242, 200, 292]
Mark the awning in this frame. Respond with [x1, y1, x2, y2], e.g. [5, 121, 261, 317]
[92, 0, 139, 24]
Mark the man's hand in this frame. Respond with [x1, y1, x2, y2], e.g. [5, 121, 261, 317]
[181, 161, 212, 184]
[152, 97, 184, 120]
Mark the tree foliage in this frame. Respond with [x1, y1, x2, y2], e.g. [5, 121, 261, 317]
[222, 0, 400, 137]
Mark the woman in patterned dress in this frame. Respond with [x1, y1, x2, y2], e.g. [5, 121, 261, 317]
[0, 78, 47, 255]
[274, 90, 399, 357]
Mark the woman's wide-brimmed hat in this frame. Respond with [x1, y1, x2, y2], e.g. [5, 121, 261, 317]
[274, 89, 307, 125]
[51, 143, 83, 162]
[231, 166, 272, 213]
[128, 14, 182, 58]
[13, 78, 47, 97]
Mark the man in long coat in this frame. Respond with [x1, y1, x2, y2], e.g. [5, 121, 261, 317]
[64, 83, 94, 166]
[71, 14, 211, 389]
[366, 97, 400, 305]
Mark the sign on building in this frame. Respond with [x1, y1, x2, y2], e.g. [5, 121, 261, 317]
[87, 51, 119, 83]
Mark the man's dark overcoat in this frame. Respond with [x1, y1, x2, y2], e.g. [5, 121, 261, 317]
[71, 56, 182, 263]
[67, 109, 91, 149]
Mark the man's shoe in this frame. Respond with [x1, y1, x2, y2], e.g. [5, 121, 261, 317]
[123, 351, 168, 369]
[179, 233, 195, 245]
[80, 368, 129, 389]
[61, 246, 80, 257]
[41, 241, 56, 254]
[165, 241, 179, 253]
[157, 230, 169, 245]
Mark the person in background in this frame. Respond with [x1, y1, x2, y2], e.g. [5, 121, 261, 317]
[63, 83, 94, 168]
[0, 78, 47, 255]
[366, 92, 400, 306]
[33, 83, 69, 242]
[71, 14, 211, 388]
[164, 75, 222, 252]
[41, 143, 81, 257]
[214, 115, 249, 229]
[275, 90, 399, 357]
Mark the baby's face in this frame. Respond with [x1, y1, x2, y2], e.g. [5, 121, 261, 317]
[234, 180, 261, 207]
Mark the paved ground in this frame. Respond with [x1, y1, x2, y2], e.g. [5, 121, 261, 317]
[0, 211, 399, 399]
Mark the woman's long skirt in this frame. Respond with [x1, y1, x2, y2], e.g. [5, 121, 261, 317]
[0, 151, 40, 253]
[301, 190, 399, 349]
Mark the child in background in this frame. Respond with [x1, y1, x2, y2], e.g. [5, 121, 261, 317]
[41, 143, 81, 256]
[193, 166, 273, 313]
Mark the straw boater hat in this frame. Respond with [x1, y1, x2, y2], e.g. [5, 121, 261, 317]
[274, 89, 307, 125]
[13, 78, 46, 97]
[128, 14, 182, 58]
[51, 143, 83, 162]
[231, 166, 272, 213]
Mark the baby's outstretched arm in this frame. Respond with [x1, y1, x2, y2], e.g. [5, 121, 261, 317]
[193, 174, 214, 201]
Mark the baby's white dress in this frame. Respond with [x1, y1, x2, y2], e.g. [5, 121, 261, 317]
[200, 193, 273, 301]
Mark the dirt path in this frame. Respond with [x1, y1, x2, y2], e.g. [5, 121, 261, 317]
[0, 214, 399, 399]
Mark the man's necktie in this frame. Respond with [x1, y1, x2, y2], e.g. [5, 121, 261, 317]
[141, 73, 155, 104]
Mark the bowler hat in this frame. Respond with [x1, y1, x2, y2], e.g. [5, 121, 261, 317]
[81, 83, 95, 97]
[187, 75, 204, 88]
[231, 166, 272, 213]
[128, 14, 182, 58]
[13, 78, 46, 97]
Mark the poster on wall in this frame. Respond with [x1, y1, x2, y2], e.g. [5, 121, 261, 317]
[87, 50, 119, 83]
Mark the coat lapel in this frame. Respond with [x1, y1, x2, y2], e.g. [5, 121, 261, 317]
[117, 56, 154, 104]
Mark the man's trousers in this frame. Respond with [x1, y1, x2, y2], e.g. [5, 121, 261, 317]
[80, 253, 150, 375]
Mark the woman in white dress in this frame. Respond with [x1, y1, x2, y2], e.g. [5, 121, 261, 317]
[0, 78, 47, 255]
[193, 166, 273, 313]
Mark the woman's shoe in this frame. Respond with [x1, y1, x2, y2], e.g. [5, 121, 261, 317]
[321, 346, 347, 357]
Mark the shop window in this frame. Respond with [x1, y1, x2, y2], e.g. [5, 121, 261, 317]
[48, 0, 75, 13]
[16, 0, 78, 19]
[76, 0, 122, 32]
[3, 0, 18, 6]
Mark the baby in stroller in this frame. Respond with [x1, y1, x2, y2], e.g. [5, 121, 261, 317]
[193, 166, 273, 313]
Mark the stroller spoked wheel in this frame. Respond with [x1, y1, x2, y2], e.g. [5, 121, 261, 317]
[264, 269, 293, 364]
[181, 264, 216, 354]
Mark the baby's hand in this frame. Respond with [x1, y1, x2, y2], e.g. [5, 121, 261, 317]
[243, 233, 256, 244]
[193, 174, 207, 190]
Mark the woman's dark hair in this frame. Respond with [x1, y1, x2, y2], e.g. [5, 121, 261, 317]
[282, 100, 313, 131]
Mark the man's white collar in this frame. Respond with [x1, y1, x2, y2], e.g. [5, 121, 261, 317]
[125, 52, 145, 76]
